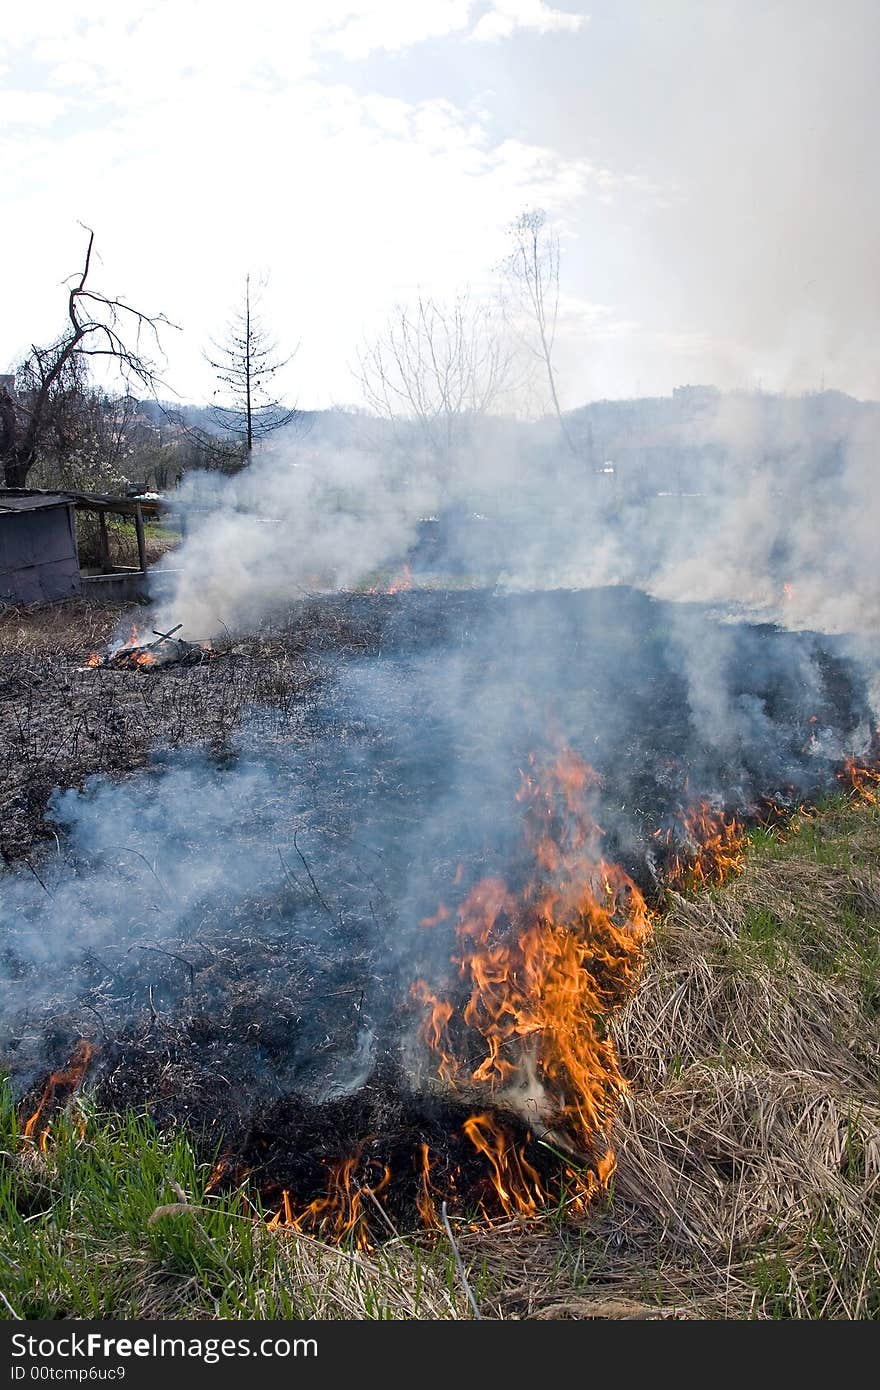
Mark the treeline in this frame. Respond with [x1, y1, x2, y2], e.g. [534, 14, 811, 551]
[0, 212, 572, 497]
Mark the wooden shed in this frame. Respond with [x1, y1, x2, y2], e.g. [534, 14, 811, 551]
[0, 493, 81, 605]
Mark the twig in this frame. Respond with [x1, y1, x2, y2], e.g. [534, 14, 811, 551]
[80, 1002, 111, 1041]
[357, 1182, 399, 1240]
[277, 848, 304, 894]
[440, 1200, 481, 1319]
[293, 829, 337, 927]
[130, 944, 195, 996]
[22, 857, 52, 897]
[108, 846, 169, 902]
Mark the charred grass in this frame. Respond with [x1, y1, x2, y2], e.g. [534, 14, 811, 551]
[1, 597, 878, 1319]
[2, 794, 877, 1320]
[0, 597, 374, 860]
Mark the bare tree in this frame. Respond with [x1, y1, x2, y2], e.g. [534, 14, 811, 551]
[355, 292, 515, 470]
[206, 275, 297, 461]
[504, 209, 578, 459]
[0, 229, 174, 489]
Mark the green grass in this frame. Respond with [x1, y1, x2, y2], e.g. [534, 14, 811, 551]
[747, 790, 876, 867]
[738, 792, 880, 1010]
[0, 1087, 464, 1320]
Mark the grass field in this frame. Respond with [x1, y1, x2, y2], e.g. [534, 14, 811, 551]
[2, 787, 877, 1320]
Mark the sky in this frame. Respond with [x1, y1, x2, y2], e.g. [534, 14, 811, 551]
[2, 0, 879, 411]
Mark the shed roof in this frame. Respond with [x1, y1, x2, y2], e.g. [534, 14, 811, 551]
[0, 493, 73, 515]
[0, 488, 162, 518]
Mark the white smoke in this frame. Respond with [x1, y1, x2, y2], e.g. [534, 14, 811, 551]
[152, 431, 436, 639]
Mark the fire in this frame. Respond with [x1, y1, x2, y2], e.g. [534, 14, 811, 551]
[267, 1147, 391, 1250]
[386, 562, 413, 595]
[116, 623, 159, 667]
[420, 903, 451, 928]
[368, 562, 414, 595]
[839, 756, 880, 804]
[659, 802, 745, 892]
[21, 1040, 97, 1148]
[413, 745, 653, 1216]
[205, 1158, 230, 1194]
[417, 1143, 440, 1227]
[462, 1113, 548, 1218]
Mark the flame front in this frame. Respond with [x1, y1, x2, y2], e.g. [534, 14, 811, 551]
[21, 1039, 97, 1148]
[368, 562, 414, 595]
[413, 745, 653, 1216]
[268, 1147, 391, 1250]
[660, 802, 746, 892]
[840, 755, 880, 804]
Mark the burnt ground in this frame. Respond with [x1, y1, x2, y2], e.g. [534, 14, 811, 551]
[2, 586, 869, 865]
[1, 585, 875, 1236]
[0, 595, 383, 861]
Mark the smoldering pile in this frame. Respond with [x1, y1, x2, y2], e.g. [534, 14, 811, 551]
[3, 586, 877, 1239]
[84, 623, 215, 671]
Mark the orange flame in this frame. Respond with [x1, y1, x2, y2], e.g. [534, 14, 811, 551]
[417, 1142, 440, 1228]
[659, 803, 745, 892]
[22, 1040, 97, 1147]
[205, 1158, 229, 1194]
[839, 756, 880, 804]
[385, 563, 413, 595]
[368, 563, 414, 596]
[420, 903, 451, 928]
[462, 1113, 549, 1218]
[413, 744, 652, 1216]
[268, 1147, 391, 1250]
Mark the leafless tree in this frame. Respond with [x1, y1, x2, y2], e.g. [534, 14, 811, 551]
[0, 229, 175, 489]
[355, 293, 515, 468]
[504, 209, 578, 459]
[206, 275, 297, 460]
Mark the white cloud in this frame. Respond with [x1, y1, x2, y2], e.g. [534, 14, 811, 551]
[46, 61, 102, 88]
[0, 89, 67, 127]
[317, 1, 473, 60]
[0, 32, 596, 405]
[471, 1, 585, 43]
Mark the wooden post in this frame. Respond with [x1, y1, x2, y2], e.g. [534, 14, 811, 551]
[134, 502, 147, 573]
[98, 509, 111, 574]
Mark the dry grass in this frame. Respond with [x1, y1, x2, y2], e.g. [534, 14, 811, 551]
[0, 597, 131, 655]
[436, 795, 880, 1318]
[134, 1213, 466, 1320]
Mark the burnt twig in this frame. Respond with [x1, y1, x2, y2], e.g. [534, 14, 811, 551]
[21, 857, 52, 897]
[130, 944, 196, 997]
[292, 829, 338, 928]
[80, 1001, 111, 1041]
